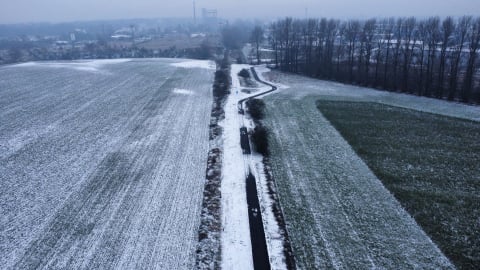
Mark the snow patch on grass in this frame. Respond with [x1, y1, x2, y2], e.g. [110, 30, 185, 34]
[172, 60, 215, 70]
[10, 59, 132, 73]
[173, 88, 194, 95]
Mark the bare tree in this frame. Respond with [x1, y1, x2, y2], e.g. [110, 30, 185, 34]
[416, 20, 428, 95]
[313, 18, 326, 76]
[437, 17, 455, 98]
[362, 18, 376, 85]
[448, 16, 471, 100]
[400, 17, 417, 92]
[391, 18, 404, 90]
[221, 24, 249, 50]
[269, 22, 280, 67]
[346, 20, 361, 82]
[8, 48, 22, 63]
[280, 18, 293, 71]
[251, 25, 264, 64]
[462, 17, 480, 102]
[335, 22, 347, 78]
[425, 17, 441, 97]
[374, 20, 387, 87]
[303, 19, 317, 75]
[290, 19, 303, 73]
[383, 18, 395, 88]
[267, 16, 477, 104]
[325, 19, 339, 79]
[130, 24, 136, 47]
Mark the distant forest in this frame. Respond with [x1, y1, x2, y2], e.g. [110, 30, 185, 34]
[265, 17, 480, 103]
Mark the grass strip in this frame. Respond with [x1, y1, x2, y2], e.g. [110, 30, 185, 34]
[317, 100, 480, 270]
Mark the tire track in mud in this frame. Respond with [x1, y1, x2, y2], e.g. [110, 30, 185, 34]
[8, 65, 212, 269]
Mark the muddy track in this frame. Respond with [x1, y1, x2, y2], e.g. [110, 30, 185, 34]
[246, 171, 271, 270]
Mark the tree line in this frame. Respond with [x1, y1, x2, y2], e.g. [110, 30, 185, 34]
[266, 16, 480, 103]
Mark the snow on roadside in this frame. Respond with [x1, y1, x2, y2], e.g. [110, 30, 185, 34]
[221, 64, 287, 270]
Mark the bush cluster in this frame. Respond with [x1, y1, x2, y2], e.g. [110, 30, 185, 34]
[238, 68, 251, 78]
[251, 125, 269, 156]
[213, 68, 230, 98]
[246, 98, 266, 120]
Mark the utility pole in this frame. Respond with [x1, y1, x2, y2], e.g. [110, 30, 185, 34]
[130, 24, 136, 47]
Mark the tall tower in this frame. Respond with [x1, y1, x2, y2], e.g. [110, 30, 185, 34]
[193, 1, 196, 24]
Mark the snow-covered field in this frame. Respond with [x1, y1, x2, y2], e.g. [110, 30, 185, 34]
[0, 59, 213, 269]
[260, 69, 459, 269]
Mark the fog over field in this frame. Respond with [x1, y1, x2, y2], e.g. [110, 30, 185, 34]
[1, 0, 479, 23]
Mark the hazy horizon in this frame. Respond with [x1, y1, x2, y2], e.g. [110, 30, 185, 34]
[1, 0, 479, 25]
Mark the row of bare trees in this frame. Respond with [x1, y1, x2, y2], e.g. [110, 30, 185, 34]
[268, 16, 480, 103]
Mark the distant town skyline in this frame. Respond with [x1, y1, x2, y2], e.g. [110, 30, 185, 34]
[1, 0, 479, 24]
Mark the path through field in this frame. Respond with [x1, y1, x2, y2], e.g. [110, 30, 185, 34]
[0, 59, 214, 269]
[221, 65, 287, 270]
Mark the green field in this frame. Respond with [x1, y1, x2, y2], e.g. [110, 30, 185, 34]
[317, 100, 480, 269]
[262, 96, 452, 269]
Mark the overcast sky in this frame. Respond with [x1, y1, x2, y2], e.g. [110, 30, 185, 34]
[1, 0, 479, 24]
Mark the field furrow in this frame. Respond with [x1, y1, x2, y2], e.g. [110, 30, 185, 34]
[0, 59, 213, 269]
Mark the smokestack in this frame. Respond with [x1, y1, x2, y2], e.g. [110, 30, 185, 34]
[193, 1, 196, 24]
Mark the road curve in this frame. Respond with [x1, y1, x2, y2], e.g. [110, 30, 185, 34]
[238, 67, 278, 111]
